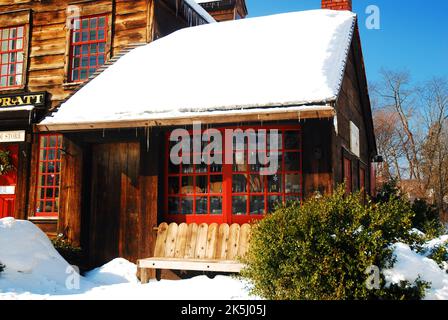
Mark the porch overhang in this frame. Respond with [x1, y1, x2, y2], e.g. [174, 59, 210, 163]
[36, 105, 335, 132]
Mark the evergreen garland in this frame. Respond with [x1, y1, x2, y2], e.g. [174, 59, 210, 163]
[0, 150, 14, 175]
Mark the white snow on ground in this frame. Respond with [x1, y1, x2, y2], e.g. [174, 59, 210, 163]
[0, 218, 255, 300]
[40, 10, 355, 127]
[2, 217, 448, 300]
[384, 242, 448, 300]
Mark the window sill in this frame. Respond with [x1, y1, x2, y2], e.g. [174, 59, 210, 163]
[28, 216, 58, 222]
[0, 85, 26, 94]
[62, 82, 83, 90]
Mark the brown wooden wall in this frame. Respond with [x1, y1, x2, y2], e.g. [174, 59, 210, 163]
[333, 42, 373, 192]
[0, 0, 202, 237]
[302, 119, 333, 197]
[0, 0, 154, 110]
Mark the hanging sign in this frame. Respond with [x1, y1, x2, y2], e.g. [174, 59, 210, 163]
[0, 130, 26, 142]
[0, 92, 47, 108]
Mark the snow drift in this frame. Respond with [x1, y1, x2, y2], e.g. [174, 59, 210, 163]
[0, 218, 254, 300]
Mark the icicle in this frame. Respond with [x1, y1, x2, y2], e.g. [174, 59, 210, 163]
[146, 126, 150, 152]
[135, 127, 138, 138]
[102, 128, 105, 138]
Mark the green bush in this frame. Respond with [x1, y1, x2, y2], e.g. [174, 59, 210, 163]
[0, 262, 4, 273]
[241, 186, 428, 300]
[51, 235, 84, 269]
[411, 199, 444, 238]
[427, 243, 448, 272]
[375, 179, 444, 237]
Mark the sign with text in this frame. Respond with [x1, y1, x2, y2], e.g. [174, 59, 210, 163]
[350, 121, 360, 157]
[0, 92, 47, 108]
[0, 130, 26, 142]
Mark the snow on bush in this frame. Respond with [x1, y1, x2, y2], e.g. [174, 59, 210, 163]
[384, 242, 448, 300]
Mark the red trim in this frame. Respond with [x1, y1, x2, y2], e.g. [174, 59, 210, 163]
[164, 125, 302, 224]
[0, 25, 25, 89]
[34, 134, 62, 217]
[68, 14, 108, 82]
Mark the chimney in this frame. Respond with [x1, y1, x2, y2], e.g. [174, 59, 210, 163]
[321, 0, 352, 11]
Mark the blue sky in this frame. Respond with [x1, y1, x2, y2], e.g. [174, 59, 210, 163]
[246, 0, 448, 84]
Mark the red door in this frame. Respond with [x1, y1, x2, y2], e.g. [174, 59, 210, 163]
[0, 145, 18, 218]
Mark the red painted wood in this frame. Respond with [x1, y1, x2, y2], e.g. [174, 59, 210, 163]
[0, 144, 18, 218]
[164, 125, 302, 225]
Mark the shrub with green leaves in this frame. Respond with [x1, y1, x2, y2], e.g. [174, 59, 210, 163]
[241, 186, 428, 300]
[51, 235, 84, 269]
[375, 179, 444, 237]
[427, 243, 448, 272]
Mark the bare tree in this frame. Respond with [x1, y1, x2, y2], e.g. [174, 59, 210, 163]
[420, 78, 448, 212]
[375, 70, 422, 181]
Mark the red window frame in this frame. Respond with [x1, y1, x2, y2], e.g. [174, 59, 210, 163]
[35, 134, 63, 217]
[68, 14, 108, 83]
[165, 125, 302, 224]
[343, 156, 352, 194]
[359, 167, 366, 192]
[0, 25, 25, 89]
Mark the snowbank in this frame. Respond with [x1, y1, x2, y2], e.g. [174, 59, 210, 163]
[2, 217, 447, 300]
[384, 242, 448, 300]
[0, 218, 255, 300]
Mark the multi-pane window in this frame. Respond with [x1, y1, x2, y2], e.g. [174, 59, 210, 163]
[35, 135, 62, 217]
[69, 15, 107, 82]
[166, 126, 302, 224]
[0, 26, 25, 89]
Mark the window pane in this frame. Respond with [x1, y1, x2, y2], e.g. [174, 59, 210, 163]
[284, 152, 300, 171]
[267, 174, 282, 193]
[196, 175, 207, 193]
[268, 195, 282, 213]
[181, 197, 193, 214]
[232, 196, 247, 215]
[232, 175, 247, 193]
[168, 177, 179, 194]
[196, 197, 208, 215]
[250, 196, 264, 215]
[181, 176, 194, 194]
[168, 197, 179, 214]
[285, 174, 301, 193]
[210, 175, 222, 193]
[210, 197, 222, 214]
[99, 17, 106, 27]
[249, 175, 264, 192]
[284, 131, 300, 150]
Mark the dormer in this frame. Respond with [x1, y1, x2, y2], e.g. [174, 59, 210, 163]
[196, 0, 248, 21]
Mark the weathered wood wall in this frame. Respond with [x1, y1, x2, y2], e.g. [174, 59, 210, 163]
[333, 42, 373, 192]
[302, 119, 333, 197]
[0, 0, 153, 109]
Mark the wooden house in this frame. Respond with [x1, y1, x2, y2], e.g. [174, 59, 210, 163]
[35, 0, 379, 272]
[0, 0, 215, 234]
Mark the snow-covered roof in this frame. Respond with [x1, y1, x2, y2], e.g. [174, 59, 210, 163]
[40, 9, 356, 129]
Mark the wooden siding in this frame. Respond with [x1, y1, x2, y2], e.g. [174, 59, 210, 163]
[333, 42, 373, 192]
[0, 0, 153, 109]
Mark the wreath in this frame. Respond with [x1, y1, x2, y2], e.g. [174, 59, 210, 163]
[0, 150, 14, 176]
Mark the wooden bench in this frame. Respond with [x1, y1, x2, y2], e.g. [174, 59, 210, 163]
[137, 222, 251, 283]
